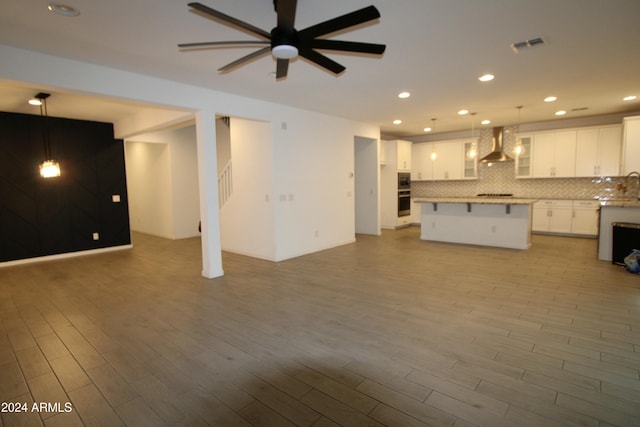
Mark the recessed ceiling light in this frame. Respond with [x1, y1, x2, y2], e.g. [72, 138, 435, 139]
[481, 119, 491, 125]
[458, 109, 469, 115]
[544, 96, 557, 102]
[623, 95, 637, 101]
[478, 74, 494, 82]
[423, 127, 432, 132]
[28, 99, 43, 106]
[393, 119, 402, 125]
[555, 110, 567, 116]
[398, 91, 410, 99]
[48, 2, 80, 17]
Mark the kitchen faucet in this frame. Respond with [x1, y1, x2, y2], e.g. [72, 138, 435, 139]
[626, 171, 640, 200]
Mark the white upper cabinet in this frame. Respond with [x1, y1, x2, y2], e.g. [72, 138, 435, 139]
[379, 140, 387, 165]
[396, 140, 412, 171]
[411, 143, 427, 180]
[433, 141, 463, 180]
[382, 139, 411, 170]
[519, 125, 623, 178]
[531, 130, 577, 177]
[411, 139, 477, 181]
[575, 125, 621, 177]
[622, 116, 640, 175]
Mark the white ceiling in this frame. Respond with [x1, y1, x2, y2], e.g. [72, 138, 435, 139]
[1, 0, 639, 137]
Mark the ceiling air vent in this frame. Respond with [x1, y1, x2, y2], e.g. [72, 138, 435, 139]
[511, 36, 545, 53]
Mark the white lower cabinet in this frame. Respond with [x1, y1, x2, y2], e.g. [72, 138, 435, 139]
[532, 200, 599, 236]
[533, 200, 573, 233]
[571, 200, 600, 235]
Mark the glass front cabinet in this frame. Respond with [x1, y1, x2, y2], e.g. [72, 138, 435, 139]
[463, 140, 478, 179]
[514, 135, 532, 177]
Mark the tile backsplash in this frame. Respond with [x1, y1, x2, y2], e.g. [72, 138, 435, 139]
[410, 126, 635, 200]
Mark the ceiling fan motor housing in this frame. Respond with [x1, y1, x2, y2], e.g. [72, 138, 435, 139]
[271, 26, 299, 49]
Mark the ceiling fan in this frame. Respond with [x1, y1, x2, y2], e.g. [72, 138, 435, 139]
[178, 1, 386, 79]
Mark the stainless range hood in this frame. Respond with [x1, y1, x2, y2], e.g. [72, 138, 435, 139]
[480, 127, 513, 163]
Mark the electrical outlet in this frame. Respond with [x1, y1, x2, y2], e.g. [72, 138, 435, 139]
[112, 194, 121, 202]
[92, 232, 99, 240]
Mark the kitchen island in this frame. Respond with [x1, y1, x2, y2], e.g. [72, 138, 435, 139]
[414, 197, 538, 249]
[597, 199, 640, 261]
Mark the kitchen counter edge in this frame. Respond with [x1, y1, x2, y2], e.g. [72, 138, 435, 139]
[413, 197, 538, 205]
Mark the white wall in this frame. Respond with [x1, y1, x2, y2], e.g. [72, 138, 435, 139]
[125, 141, 174, 238]
[220, 118, 275, 260]
[126, 126, 200, 240]
[355, 136, 380, 235]
[272, 113, 377, 261]
[168, 126, 200, 239]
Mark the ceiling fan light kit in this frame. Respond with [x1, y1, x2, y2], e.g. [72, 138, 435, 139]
[272, 45, 298, 59]
[179, 1, 386, 79]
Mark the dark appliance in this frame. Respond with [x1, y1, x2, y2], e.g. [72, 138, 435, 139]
[398, 190, 411, 217]
[612, 222, 640, 265]
[398, 172, 411, 190]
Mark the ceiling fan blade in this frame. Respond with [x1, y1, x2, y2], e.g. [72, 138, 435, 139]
[298, 6, 381, 39]
[218, 46, 271, 73]
[179, 40, 270, 48]
[275, 0, 297, 30]
[309, 39, 386, 55]
[276, 58, 289, 79]
[188, 2, 271, 40]
[299, 49, 346, 75]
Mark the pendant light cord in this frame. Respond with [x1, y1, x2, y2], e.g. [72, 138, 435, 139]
[39, 98, 51, 159]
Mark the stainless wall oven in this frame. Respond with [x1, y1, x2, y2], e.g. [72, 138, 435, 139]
[398, 190, 411, 217]
[397, 172, 411, 217]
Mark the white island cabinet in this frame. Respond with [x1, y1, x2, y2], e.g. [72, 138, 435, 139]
[414, 197, 537, 250]
[598, 201, 640, 261]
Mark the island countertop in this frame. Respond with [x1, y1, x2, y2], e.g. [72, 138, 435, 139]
[413, 197, 538, 205]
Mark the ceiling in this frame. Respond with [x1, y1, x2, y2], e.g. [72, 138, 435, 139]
[1, 0, 639, 138]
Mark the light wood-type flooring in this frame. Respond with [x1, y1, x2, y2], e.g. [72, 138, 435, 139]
[1, 227, 639, 426]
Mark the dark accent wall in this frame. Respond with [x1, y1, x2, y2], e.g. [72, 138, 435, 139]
[0, 111, 131, 262]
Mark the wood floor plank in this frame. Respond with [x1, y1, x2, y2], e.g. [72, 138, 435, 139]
[47, 355, 92, 394]
[295, 367, 379, 414]
[300, 389, 385, 427]
[239, 374, 321, 426]
[355, 379, 456, 426]
[67, 383, 123, 427]
[15, 346, 51, 379]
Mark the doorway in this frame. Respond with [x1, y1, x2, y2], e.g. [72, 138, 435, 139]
[354, 136, 380, 235]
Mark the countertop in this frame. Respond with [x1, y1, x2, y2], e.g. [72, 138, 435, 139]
[413, 197, 538, 205]
[599, 199, 640, 208]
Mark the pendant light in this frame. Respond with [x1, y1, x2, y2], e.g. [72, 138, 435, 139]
[32, 92, 61, 178]
[513, 106, 525, 156]
[429, 118, 437, 160]
[467, 113, 477, 159]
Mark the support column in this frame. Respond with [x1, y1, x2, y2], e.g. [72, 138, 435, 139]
[195, 110, 224, 278]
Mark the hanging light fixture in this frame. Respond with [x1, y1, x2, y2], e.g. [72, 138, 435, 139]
[467, 113, 477, 159]
[32, 92, 61, 178]
[513, 106, 525, 156]
[429, 118, 438, 160]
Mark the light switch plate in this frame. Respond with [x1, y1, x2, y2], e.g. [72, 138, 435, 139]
[112, 195, 121, 202]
